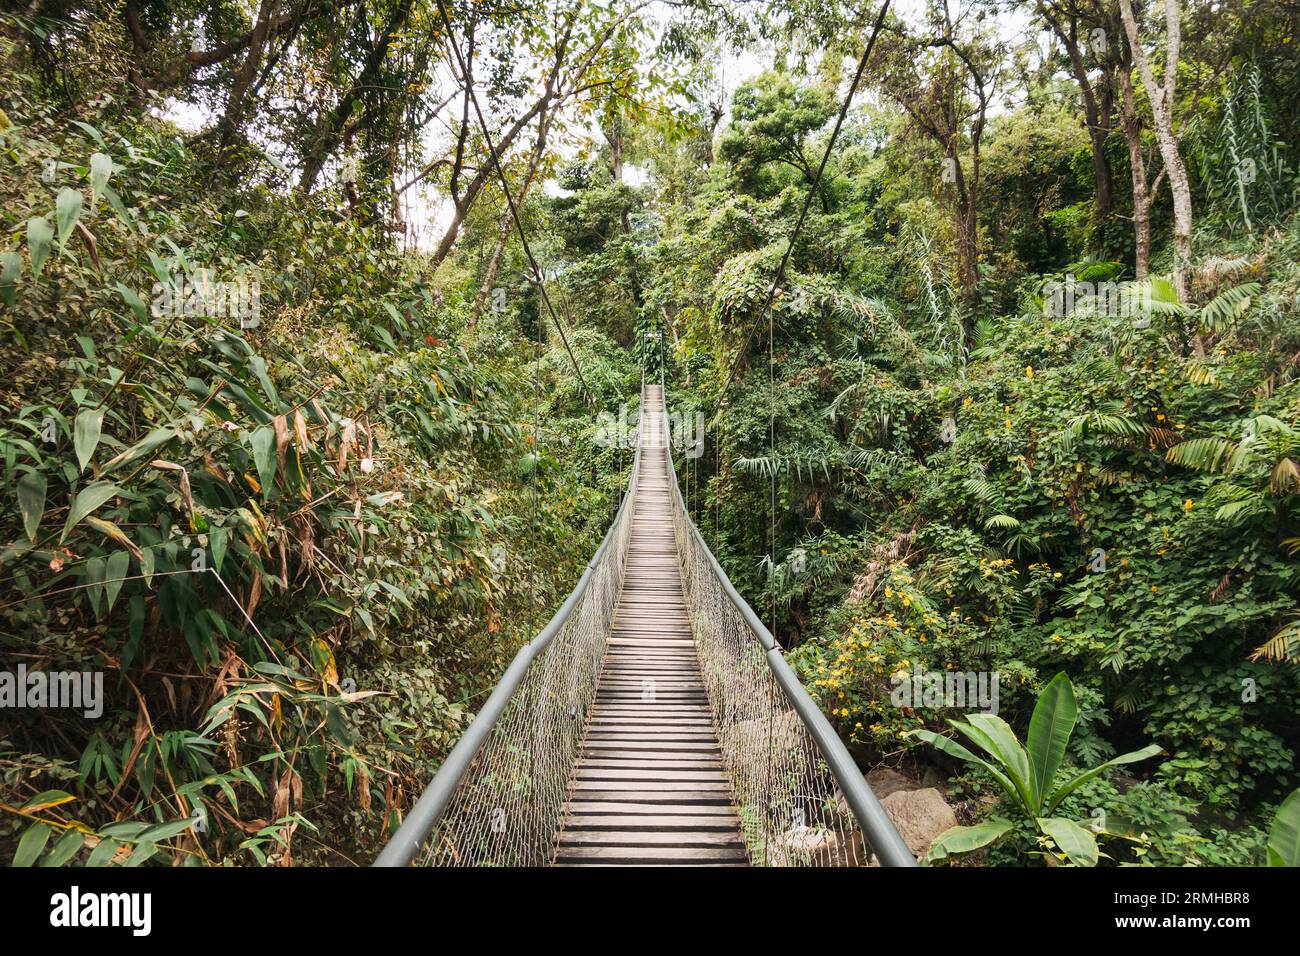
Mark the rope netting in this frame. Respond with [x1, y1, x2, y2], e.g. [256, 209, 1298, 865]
[663, 414, 867, 866]
[412, 435, 641, 866]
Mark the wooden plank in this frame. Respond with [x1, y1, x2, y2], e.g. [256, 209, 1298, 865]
[552, 385, 748, 866]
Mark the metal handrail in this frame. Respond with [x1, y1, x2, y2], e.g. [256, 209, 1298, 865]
[373, 417, 644, 868]
[660, 407, 918, 868]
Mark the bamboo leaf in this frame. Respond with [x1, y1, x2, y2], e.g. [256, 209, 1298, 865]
[61, 481, 122, 542]
[56, 186, 83, 247]
[27, 217, 53, 276]
[14, 824, 53, 867]
[17, 470, 46, 542]
[74, 407, 104, 472]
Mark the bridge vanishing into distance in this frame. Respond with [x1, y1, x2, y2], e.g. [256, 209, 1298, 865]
[374, 384, 915, 867]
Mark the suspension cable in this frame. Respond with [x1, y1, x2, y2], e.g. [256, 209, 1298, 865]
[711, 0, 891, 419]
[433, 0, 592, 403]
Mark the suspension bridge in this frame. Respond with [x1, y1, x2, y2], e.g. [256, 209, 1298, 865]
[373, 383, 915, 867]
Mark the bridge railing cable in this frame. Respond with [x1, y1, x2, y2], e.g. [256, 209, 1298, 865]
[660, 409, 918, 867]
[374, 413, 643, 867]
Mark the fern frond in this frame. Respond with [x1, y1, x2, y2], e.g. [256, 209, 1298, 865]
[1165, 436, 1238, 472]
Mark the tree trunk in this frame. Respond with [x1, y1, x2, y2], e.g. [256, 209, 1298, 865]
[1119, 0, 1193, 297]
[1117, 66, 1154, 280]
[215, 0, 279, 159]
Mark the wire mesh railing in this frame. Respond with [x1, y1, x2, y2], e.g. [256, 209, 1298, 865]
[374, 415, 641, 867]
[661, 409, 917, 868]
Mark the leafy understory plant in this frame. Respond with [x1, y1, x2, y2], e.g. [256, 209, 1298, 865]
[1267, 788, 1300, 866]
[913, 672, 1162, 866]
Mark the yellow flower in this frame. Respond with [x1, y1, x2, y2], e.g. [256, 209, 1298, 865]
[1183, 499, 1194, 511]
[1025, 365, 1034, 379]
[1151, 585, 1159, 593]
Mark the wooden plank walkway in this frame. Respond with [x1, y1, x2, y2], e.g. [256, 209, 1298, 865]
[553, 385, 748, 866]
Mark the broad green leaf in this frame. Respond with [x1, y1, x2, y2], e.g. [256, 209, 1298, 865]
[74, 407, 104, 472]
[1026, 672, 1076, 810]
[923, 819, 1013, 865]
[250, 426, 276, 493]
[115, 282, 148, 323]
[0, 249, 19, 305]
[85, 836, 120, 867]
[56, 186, 83, 246]
[99, 426, 176, 476]
[14, 823, 52, 867]
[908, 729, 1020, 805]
[1038, 817, 1098, 867]
[955, 714, 1037, 814]
[210, 527, 227, 573]
[20, 789, 74, 812]
[89, 152, 112, 206]
[42, 829, 85, 867]
[1045, 744, 1163, 814]
[17, 470, 46, 542]
[101, 184, 133, 228]
[104, 550, 130, 613]
[27, 216, 53, 276]
[61, 481, 122, 542]
[1267, 788, 1300, 866]
[138, 818, 200, 843]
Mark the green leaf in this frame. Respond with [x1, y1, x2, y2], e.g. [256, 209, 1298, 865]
[85, 836, 120, 867]
[1026, 672, 1077, 811]
[61, 481, 121, 542]
[20, 789, 74, 811]
[1038, 817, 1098, 867]
[908, 729, 1021, 805]
[99, 426, 176, 476]
[923, 819, 1013, 865]
[116, 282, 148, 323]
[56, 186, 83, 247]
[104, 550, 130, 613]
[1267, 788, 1300, 866]
[138, 818, 200, 843]
[955, 714, 1038, 814]
[250, 426, 276, 493]
[101, 184, 133, 228]
[14, 823, 52, 867]
[139, 546, 155, 587]
[42, 829, 85, 867]
[27, 216, 53, 277]
[89, 152, 112, 206]
[0, 249, 20, 306]
[210, 527, 227, 573]
[74, 407, 104, 473]
[1045, 744, 1163, 814]
[17, 470, 46, 542]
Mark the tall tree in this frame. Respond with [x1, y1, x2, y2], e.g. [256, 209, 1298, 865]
[876, 3, 1004, 305]
[1119, 0, 1194, 296]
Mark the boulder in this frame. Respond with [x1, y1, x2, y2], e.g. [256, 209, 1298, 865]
[866, 766, 919, 800]
[875, 787, 958, 862]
